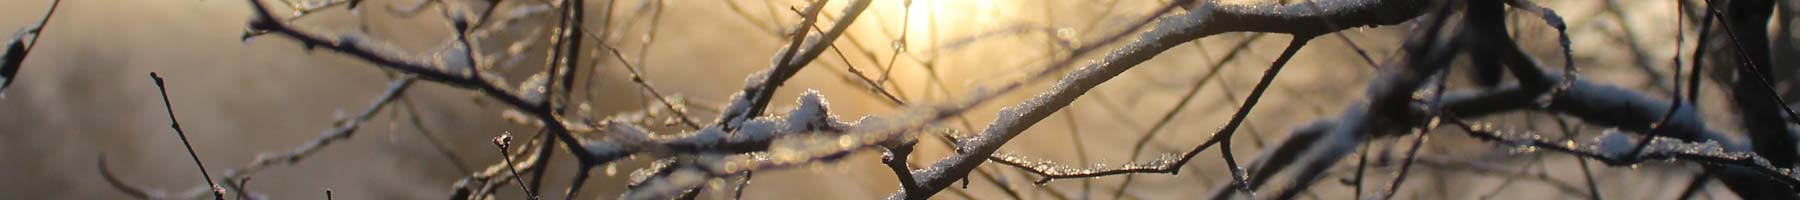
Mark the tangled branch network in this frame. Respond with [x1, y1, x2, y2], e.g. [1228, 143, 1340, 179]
[46, 0, 1800, 199]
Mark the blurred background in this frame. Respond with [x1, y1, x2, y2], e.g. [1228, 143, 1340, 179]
[0, 0, 1777, 199]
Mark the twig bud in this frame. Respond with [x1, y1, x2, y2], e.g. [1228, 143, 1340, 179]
[492, 133, 513, 150]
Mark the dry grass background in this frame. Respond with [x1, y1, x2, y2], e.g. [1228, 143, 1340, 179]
[0, 0, 1753, 199]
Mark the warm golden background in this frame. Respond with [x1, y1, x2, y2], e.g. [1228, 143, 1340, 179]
[0, 0, 1753, 199]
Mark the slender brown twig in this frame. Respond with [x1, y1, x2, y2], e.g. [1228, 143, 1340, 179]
[492, 133, 540, 200]
[149, 73, 225, 200]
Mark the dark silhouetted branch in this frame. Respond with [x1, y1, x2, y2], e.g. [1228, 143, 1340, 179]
[149, 72, 225, 200]
[602, 45, 701, 129]
[240, 0, 597, 164]
[116, 75, 416, 199]
[1699, 0, 1799, 169]
[185, 0, 1800, 199]
[1111, 33, 1261, 198]
[900, 0, 1431, 198]
[0, 0, 60, 95]
[492, 134, 539, 200]
[1446, 118, 1800, 187]
[1009, 36, 1306, 199]
[716, 0, 868, 129]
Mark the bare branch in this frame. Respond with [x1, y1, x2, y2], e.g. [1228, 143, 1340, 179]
[1446, 119, 1800, 187]
[149, 72, 226, 200]
[716, 0, 872, 129]
[900, 0, 1430, 198]
[0, 0, 59, 95]
[491, 134, 540, 200]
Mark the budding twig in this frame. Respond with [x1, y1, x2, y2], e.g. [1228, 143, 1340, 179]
[493, 133, 540, 200]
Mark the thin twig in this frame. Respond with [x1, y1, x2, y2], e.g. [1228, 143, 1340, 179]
[1378, 122, 1432, 199]
[733, 172, 753, 200]
[1554, 115, 1604, 200]
[715, 0, 845, 128]
[152, 75, 415, 199]
[993, 37, 1311, 188]
[242, 0, 598, 165]
[233, 176, 252, 200]
[1058, 108, 1091, 199]
[1696, 0, 1800, 168]
[564, 165, 593, 200]
[492, 134, 540, 200]
[97, 155, 152, 199]
[1352, 135, 1370, 199]
[1445, 118, 1800, 187]
[909, 0, 1431, 197]
[1115, 33, 1262, 198]
[21, 0, 60, 54]
[149, 72, 226, 200]
[1382, 43, 1456, 200]
[1576, 146, 1604, 200]
[1, 0, 61, 94]
[398, 98, 475, 174]
[601, 45, 702, 129]
[811, 24, 908, 106]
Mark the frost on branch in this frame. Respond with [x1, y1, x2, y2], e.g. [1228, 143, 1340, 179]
[1454, 120, 1800, 187]
[579, 89, 969, 199]
[430, 38, 475, 77]
[989, 151, 1181, 184]
[1593, 129, 1635, 158]
[572, 89, 943, 199]
[517, 72, 548, 104]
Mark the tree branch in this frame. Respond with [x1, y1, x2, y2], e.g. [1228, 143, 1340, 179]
[895, 0, 1429, 198]
[149, 72, 226, 200]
